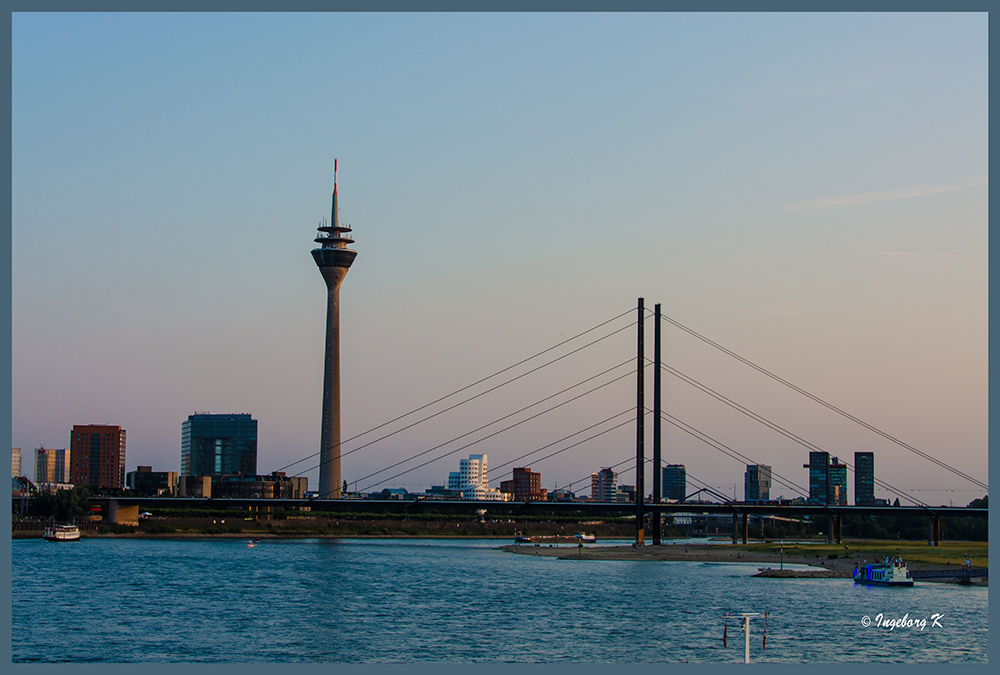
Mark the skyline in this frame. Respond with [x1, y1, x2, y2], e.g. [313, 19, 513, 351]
[10, 12, 987, 506]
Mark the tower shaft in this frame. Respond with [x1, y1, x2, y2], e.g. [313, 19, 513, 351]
[318, 266, 348, 499]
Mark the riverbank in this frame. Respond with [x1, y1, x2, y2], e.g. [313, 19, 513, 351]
[498, 541, 988, 575]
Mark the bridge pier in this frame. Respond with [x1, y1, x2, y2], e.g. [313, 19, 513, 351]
[741, 513, 749, 544]
[834, 514, 842, 544]
[928, 516, 941, 546]
[108, 500, 139, 526]
[827, 516, 835, 544]
[731, 514, 739, 544]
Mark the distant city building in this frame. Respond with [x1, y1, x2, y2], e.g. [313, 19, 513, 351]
[12, 448, 22, 478]
[35, 447, 70, 484]
[548, 487, 575, 501]
[499, 467, 547, 502]
[662, 464, 686, 501]
[70, 425, 126, 490]
[126, 466, 178, 497]
[178, 475, 212, 498]
[617, 484, 636, 503]
[744, 464, 771, 502]
[181, 413, 258, 476]
[12, 476, 35, 498]
[854, 452, 875, 506]
[379, 488, 410, 500]
[591, 468, 618, 501]
[804, 451, 831, 505]
[830, 456, 848, 506]
[424, 485, 462, 499]
[446, 454, 508, 501]
[35, 481, 75, 495]
[212, 471, 307, 499]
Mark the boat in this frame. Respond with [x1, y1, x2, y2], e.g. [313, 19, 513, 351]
[575, 532, 597, 543]
[42, 524, 81, 542]
[853, 558, 914, 587]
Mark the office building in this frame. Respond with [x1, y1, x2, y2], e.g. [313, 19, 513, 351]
[181, 413, 258, 476]
[662, 464, 686, 501]
[12, 448, 22, 478]
[70, 425, 126, 490]
[213, 471, 308, 499]
[744, 464, 771, 502]
[500, 467, 547, 502]
[178, 475, 212, 498]
[126, 466, 178, 497]
[830, 456, 848, 506]
[311, 160, 357, 499]
[591, 467, 618, 501]
[446, 453, 508, 501]
[35, 447, 70, 484]
[854, 451, 875, 506]
[804, 451, 830, 505]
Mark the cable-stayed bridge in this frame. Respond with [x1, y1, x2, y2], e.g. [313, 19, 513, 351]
[84, 299, 989, 545]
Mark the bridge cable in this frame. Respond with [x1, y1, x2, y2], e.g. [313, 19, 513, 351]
[660, 362, 929, 506]
[351, 369, 637, 492]
[273, 307, 636, 475]
[659, 313, 987, 491]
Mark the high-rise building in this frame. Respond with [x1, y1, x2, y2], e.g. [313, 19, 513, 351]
[830, 456, 848, 506]
[69, 425, 126, 490]
[181, 413, 258, 476]
[35, 447, 70, 484]
[591, 467, 618, 501]
[662, 464, 686, 501]
[744, 464, 771, 502]
[446, 453, 508, 501]
[804, 451, 830, 505]
[854, 451, 875, 506]
[12, 448, 21, 478]
[312, 160, 357, 499]
[500, 467, 547, 502]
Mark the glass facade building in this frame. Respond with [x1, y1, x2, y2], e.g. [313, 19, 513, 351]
[181, 413, 257, 476]
[662, 464, 686, 501]
[854, 451, 875, 506]
[829, 457, 848, 505]
[744, 464, 771, 501]
[805, 451, 830, 505]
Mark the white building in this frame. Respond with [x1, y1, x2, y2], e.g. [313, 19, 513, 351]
[12, 448, 22, 478]
[447, 453, 509, 501]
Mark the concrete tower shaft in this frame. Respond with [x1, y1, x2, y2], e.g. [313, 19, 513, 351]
[311, 160, 356, 499]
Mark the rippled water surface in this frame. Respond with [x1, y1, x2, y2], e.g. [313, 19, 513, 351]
[11, 537, 988, 662]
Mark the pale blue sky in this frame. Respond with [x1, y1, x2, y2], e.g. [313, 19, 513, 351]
[11, 12, 987, 504]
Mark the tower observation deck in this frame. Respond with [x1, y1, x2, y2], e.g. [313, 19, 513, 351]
[311, 159, 357, 498]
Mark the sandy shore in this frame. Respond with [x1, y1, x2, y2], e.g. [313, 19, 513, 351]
[497, 543, 984, 578]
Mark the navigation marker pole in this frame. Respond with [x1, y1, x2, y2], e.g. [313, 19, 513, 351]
[723, 613, 763, 663]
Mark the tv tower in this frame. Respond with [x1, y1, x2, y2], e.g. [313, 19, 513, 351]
[311, 159, 357, 498]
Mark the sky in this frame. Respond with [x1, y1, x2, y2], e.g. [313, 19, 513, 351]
[10, 12, 988, 506]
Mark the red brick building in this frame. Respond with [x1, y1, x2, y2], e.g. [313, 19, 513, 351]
[70, 425, 126, 491]
[500, 467, 547, 502]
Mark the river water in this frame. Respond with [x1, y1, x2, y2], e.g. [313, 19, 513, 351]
[10, 537, 988, 663]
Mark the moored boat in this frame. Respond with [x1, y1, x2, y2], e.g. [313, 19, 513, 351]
[42, 524, 81, 542]
[575, 532, 597, 543]
[853, 558, 913, 587]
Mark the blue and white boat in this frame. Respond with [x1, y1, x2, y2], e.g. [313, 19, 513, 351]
[853, 558, 913, 587]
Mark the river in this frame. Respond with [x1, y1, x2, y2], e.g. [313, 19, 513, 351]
[10, 537, 988, 663]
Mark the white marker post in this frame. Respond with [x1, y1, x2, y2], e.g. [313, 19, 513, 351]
[724, 612, 762, 663]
